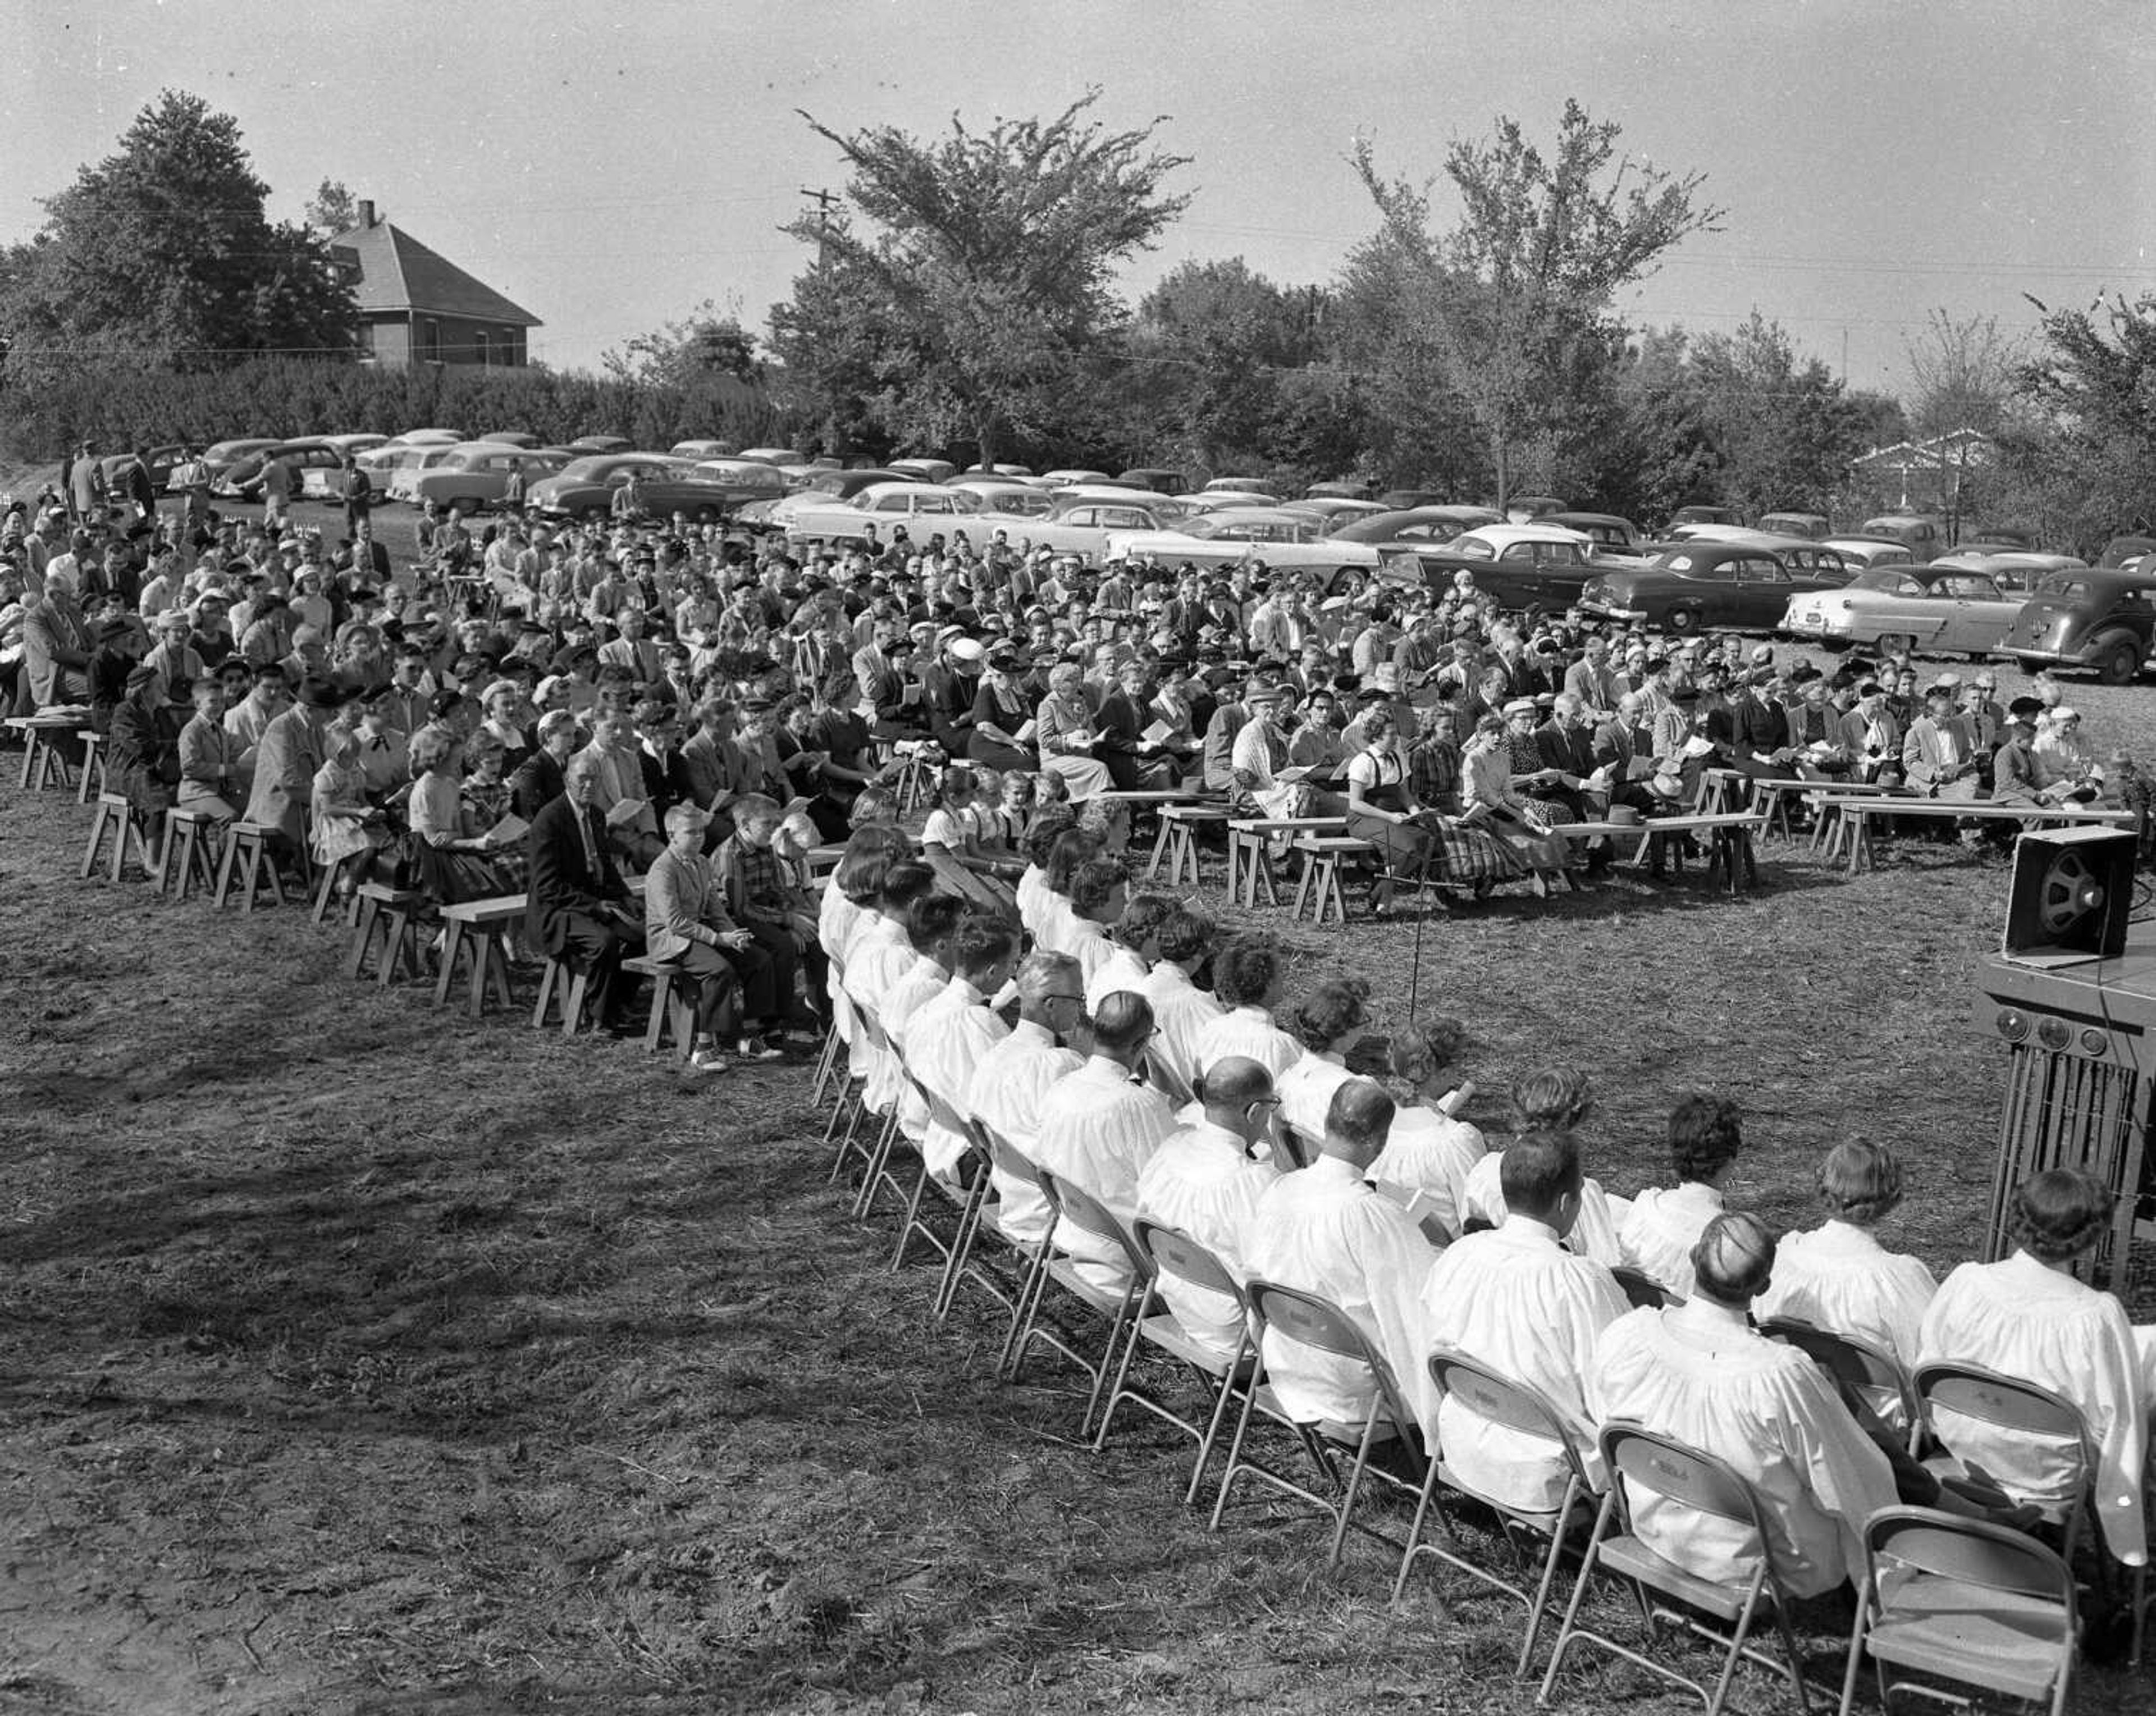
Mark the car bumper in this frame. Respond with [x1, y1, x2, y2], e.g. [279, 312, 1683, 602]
[1993, 643, 2095, 668]
[1578, 601, 1644, 622]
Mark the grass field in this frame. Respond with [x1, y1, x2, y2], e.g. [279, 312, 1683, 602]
[7, 574, 2156, 1712]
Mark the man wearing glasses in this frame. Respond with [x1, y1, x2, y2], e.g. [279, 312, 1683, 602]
[966, 952, 1087, 1247]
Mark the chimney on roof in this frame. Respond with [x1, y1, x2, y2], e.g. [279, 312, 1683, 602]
[358, 199, 377, 229]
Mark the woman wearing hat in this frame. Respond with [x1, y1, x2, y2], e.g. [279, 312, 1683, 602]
[106, 663, 184, 846]
[969, 646, 1040, 775]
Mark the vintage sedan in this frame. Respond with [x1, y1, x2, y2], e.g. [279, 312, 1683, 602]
[752, 468, 916, 531]
[1929, 550, 2088, 593]
[1103, 507, 1385, 573]
[1332, 505, 1504, 555]
[1578, 542, 1848, 635]
[1543, 510, 1648, 558]
[782, 481, 982, 546]
[1779, 565, 2027, 657]
[948, 477, 1053, 517]
[1757, 511, 1831, 540]
[408, 445, 572, 513]
[214, 437, 345, 500]
[1995, 568, 2156, 683]
[972, 490, 1190, 561]
[1390, 523, 1602, 610]
[526, 454, 747, 523]
[1822, 536, 1917, 573]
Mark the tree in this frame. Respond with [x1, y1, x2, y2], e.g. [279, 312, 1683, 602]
[0, 90, 356, 376]
[770, 90, 1190, 465]
[305, 179, 358, 234]
[1690, 312, 1871, 517]
[1345, 101, 1723, 507]
[1903, 310, 2030, 533]
[1994, 292, 2156, 550]
[602, 300, 763, 387]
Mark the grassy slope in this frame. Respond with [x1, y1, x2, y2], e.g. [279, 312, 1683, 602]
[6, 643, 2156, 1713]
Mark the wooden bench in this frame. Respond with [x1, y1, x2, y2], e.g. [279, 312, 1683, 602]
[1226, 815, 1346, 909]
[1146, 802, 1229, 887]
[213, 822, 288, 912]
[76, 730, 107, 805]
[7, 713, 84, 793]
[79, 791, 157, 884]
[1287, 832, 1377, 926]
[532, 953, 595, 1035]
[433, 894, 527, 1019]
[621, 953, 697, 1060]
[1812, 795, 2134, 875]
[159, 809, 222, 902]
[1556, 811, 1769, 893]
[346, 882, 427, 983]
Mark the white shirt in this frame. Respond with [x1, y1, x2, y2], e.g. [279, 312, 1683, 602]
[1134, 1120, 1279, 1359]
[1192, 1003, 1302, 1080]
[1461, 1151, 1632, 1271]
[1275, 1049, 1354, 1148]
[1919, 1250, 2152, 1564]
[1085, 943, 1150, 1014]
[1137, 961, 1225, 1090]
[1589, 1297, 1899, 1599]
[1755, 1218, 1936, 1370]
[1239, 1155, 1440, 1428]
[1420, 1216, 1628, 1509]
[905, 975, 1010, 1175]
[1619, 1181, 1726, 1299]
[966, 1020, 1084, 1246]
[1032, 1057, 1176, 1289]
[1369, 1104, 1487, 1244]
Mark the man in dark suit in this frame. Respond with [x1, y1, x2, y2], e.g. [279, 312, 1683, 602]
[510, 710, 578, 820]
[526, 755, 646, 1032]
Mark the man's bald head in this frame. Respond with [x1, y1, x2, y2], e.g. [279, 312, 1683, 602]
[1199, 1055, 1272, 1111]
[1323, 1078, 1396, 1169]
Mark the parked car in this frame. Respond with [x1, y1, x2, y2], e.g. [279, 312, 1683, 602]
[409, 445, 571, 512]
[1542, 511, 1648, 559]
[476, 430, 541, 449]
[1332, 505, 1504, 556]
[889, 458, 959, 486]
[1383, 523, 1601, 610]
[970, 490, 1185, 560]
[366, 443, 446, 500]
[1173, 491, 1281, 514]
[1822, 536, 1917, 573]
[1661, 526, 1854, 580]
[385, 428, 465, 446]
[1505, 494, 1567, 522]
[1116, 467, 1190, 495]
[1304, 480, 1376, 501]
[1756, 511, 1830, 540]
[669, 439, 735, 459]
[750, 468, 913, 530]
[1103, 507, 1386, 573]
[1964, 523, 2043, 551]
[1669, 504, 1741, 529]
[1779, 565, 2027, 658]
[1285, 498, 1390, 530]
[1578, 542, 1848, 635]
[322, 433, 388, 457]
[2096, 535, 2156, 570]
[783, 481, 982, 545]
[1859, 511, 1946, 556]
[738, 446, 807, 466]
[1994, 568, 2156, 683]
[1929, 550, 2089, 593]
[1203, 476, 1273, 495]
[214, 437, 344, 500]
[1377, 488, 1456, 510]
[567, 435, 634, 455]
[98, 445, 190, 497]
[197, 438, 282, 483]
[1039, 468, 1112, 489]
[689, 459, 794, 506]
[526, 454, 744, 523]
[947, 477, 1054, 518]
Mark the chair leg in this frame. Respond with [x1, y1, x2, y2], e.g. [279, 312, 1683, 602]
[642, 972, 671, 1053]
[432, 919, 466, 1007]
[79, 800, 112, 880]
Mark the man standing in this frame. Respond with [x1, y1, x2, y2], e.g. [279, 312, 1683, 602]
[261, 450, 294, 532]
[527, 753, 646, 1034]
[339, 451, 373, 538]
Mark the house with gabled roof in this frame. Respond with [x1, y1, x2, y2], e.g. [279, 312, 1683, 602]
[327, 200, 541, 367]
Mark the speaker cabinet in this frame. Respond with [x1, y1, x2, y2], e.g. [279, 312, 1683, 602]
[2001, 824, 2137, 968]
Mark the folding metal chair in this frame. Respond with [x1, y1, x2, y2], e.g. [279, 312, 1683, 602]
[808, 952, 850, 1112]
[1911, 1364, 2093, 1568]
[1209, 1279, 1426, 1566]
[1537, 1421, 1814, 1716]
[1836, 1507, 2076, 1716]
[1002, 1169, 1153, 1437]
[931, 1116, 1021, 1325]
[889, 1066, 972, 1277]
[1395, 1348, 1600, 1678]
[1761, 1317, 1921, 1452]
[1094, 1220, 1253, 1503]
[845, 1003, 910, 1221]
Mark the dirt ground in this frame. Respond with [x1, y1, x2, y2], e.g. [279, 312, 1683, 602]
[5, 515, 2156, 1712]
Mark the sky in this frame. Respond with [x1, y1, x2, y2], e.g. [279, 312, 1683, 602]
[6, 0, 2154, 400]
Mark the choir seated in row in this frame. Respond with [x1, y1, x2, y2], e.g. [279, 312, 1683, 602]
[820, 821, 2156, 1618]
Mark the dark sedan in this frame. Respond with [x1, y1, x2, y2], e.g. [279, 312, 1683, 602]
[1577, 542, 1849, 635]
[526, 455, 751, 523]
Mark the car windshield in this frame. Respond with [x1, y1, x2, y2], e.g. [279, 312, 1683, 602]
[2035, 577, 2091, 599]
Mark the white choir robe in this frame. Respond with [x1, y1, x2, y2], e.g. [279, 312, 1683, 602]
[966, 1021, 1084, 1245]
[1618, 1181, 1725, 1299]
[1031, 892, 1077, 956]
[818, 883, 862, 1035]
[1919, 1251, 2153, 1564]
[1084, 943, 1150, 1014]
[1015, 865, 1049, 940]
[839, 914, 913, 1084]
[871, 953, 944, 1117]
[1275, 1049, 1354, 1148]
[1589, 1298, 1899, 1599]
[1239, 1155, 1441, 1430]
[1419, 1216, 1628, 1509]
[1032, 1058, 1176, 1290]
[1062, 918, 1118, 992]
[1133, 1120, 1280, 1360]
[1369, 1104, 1486, 1242]
[904, 975, 1010, 1175]
[1756, 1220, 1936, 1429]
[1191, 1003, 1303, 1080]
[1137, 962, 1224, 1091]
[1461, 1151, 1632, 1270]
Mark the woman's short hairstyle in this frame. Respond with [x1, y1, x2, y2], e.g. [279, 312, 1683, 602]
[948, 913, 1017, 976]
[1691, 1211, 1777, 1304]
[406, 724, 457, 775]
[2006, 1169, 2113, 1265]
[462, 727, 506, 770]
[1043, 827, 1103, 896]
[1389, 1016, 1467, 1088]
[1069, 855, 1129, 916]
[536, 709, 580, 745]
[1360, 710, 1397, 745]
[1816, 1141, 1903, 1226]
[1512, 1067, 1595, 1132]
[1024, 806, 1078, 868]
[1211, 933, 1283, 1010]
[1669, 1094, 1744, 1182]
[1116, 892, 1173, 950]
[833, 828, 913, 905]
[1285, 976, 1371, 1052]
[847, 787, 901, 828]
[902, 891, 967, 952]
[1153, 903, 1216, 966]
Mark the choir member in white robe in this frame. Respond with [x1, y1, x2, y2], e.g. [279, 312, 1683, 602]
[965, 952, 1086, 1245]
[1618, 1094, 1744, 1298]
[1919, 1169, 2154, 1566]
[1368, 1018, 1484, 1241]
[1137, 906, 1226, 1091]
[1589, 1212, 1899, 1599]
[1082, 892, 1167, 1014]
[1756, 1143, 1935, 1427]
[870, 893, 964, 1121]
[1029, 824, 1101, 956]
[903, 917, 1018, 1176]
[840, 861, 940, 1107]
[1420, 1130, 1628, 1510]
[1460, 1153, 1630, 1270]
[1133, 1056, 1281, 1360]
[1191, 934, 1302, 1078]
[824, 837, 915, 1074]
[1273, 978, 1369, 1146]
[1031, 993, 1176, 1290]
[1239, 1078, 1440, 1431]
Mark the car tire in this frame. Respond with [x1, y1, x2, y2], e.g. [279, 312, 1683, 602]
[2015, 656, 2049, 677]
[1877, 632, 1916, 659]
[2091, 631, 2143, 686]
[1665, 606, 1700, 636]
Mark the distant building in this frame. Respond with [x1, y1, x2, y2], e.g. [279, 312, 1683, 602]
[1851, 429, 1994, 511]
[328, 199, 541, 367]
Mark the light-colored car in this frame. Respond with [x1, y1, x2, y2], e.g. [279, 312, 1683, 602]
[971, 490, 1187, 560]
[689, 459, 793, 504]
[385, 443, 472, 503]
[1285, 498, 1391, 530]
[1103, 507, 1386, 573]
[889, 458, 958, 485]
[1821, 536, 1917, 573]
[409, 445, 572, 513]
[738, 447, 807, 466]
[1929, 550, 2089, 593]
[750, 468, 912, 530]
[1172, 491, 1282, 513]
[1756, 511, 1830, 540]
[1779, 565, 2027, 657]
[782, 481, 983, 544]
[386, 428, 465, 447]
[1039, 468, 1113, 489]
[948, 477, 1053, 517]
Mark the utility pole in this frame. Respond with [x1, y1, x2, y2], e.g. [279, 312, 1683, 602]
[799, 186, 837, 267]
